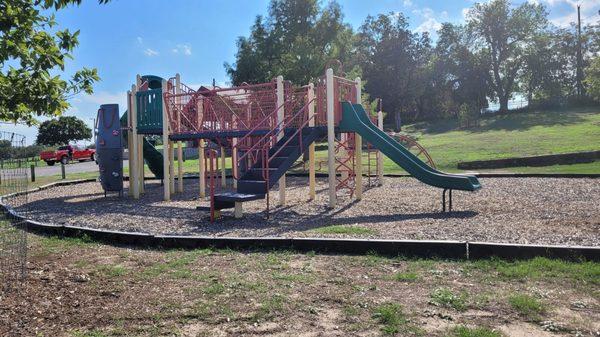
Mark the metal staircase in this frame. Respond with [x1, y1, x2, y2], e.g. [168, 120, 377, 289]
[213, 126, 325, 211]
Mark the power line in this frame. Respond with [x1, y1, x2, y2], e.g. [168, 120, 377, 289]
[575, 5, 585, 98]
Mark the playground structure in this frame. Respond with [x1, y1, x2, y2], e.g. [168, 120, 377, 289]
[97, 68, 480, 221]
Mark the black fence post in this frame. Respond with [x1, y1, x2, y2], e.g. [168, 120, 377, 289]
[61, 163, 66, 180]
[30, 164, 35, 182]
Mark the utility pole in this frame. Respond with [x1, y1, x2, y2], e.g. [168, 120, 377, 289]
[576, 5, 585, 98]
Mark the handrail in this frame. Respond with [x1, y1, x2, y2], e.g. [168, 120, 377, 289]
[267, 99, 315, 164]
[233, 97, 314, 182]
[233, 100, 286, 163]
[236, 98, 306, 167]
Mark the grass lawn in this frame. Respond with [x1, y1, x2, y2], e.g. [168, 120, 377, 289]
[2, 233, 598, 336]
[401, 107, 600, 173]
[29, 171, 99, 188]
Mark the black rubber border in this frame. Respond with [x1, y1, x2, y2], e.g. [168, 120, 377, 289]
[468, 242, 600, 261]
[2, 179, 599, 261]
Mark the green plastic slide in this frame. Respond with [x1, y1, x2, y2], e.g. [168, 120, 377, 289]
[120, 110, 164, 179]
[338, 102, 480, 191]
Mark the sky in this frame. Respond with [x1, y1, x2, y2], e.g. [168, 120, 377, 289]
[4, 0, 599, 144]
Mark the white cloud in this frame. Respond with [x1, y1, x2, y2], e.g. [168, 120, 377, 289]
[136, 36, 143, 45]
[403, 0, 412, 7]
[172, 43, 192, 56]
[416, 17, 443, 34]
[143, 48, 159, 56]
[412, 7, 443, 35]
[536, 0, 600, 27]
[550, 13, 576, 27]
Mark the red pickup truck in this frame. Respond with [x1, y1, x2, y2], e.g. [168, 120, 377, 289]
[40, 145, 96, 166]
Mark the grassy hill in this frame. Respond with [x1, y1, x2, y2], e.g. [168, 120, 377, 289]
[400, 106, 600, 173]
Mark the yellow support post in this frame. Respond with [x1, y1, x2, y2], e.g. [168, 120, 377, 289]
[199, 140, 206, 198]
[126, 90, 134, 197]
[354, 77, 363, 200]
[276, 75, 286, 206]
[326, 68, 336, 208]
[308, 83, 316, 200]
[138, 135, 145, 194]
[377, 103, 384, 186]
[177, 141, 184, 193]
[161, 79, 171, 201]
[130, 84, 140, 199]
[220, 146, 226, 188]
[169, 141, 175, 194]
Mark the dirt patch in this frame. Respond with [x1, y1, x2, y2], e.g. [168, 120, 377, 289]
[498, 322, 555, 337]
[16, 177, 600, 246]
[0, 235, 598, 336]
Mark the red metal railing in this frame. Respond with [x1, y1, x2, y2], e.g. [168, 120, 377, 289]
[163, 81, 281, 136]
[233, 85, 310, 179]
[245, 98, 314, 217]
[268, 98, 315, 162]
[315, 77, 327, 126]
[395, 135, 436, 169]
[234, 97, 314, 178]
[313, 75, 357, 127]
[335, 133, 356, 197]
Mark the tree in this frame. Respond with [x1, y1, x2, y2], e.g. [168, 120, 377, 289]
[225, 0, 355, 85]
[355, 13, 432, 129]
[519, 23, 600, 107]
[585, 57, 600, 102]
[0, 0, 105, 125]
[36, 116, 91, 146]
[466, 0, 547, 113]
[434, 23, 490, 117]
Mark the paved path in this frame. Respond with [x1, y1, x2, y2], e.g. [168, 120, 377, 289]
[33, 160, 128, 177]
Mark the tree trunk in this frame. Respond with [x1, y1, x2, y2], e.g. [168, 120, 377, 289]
[499, 95, 509, 114]
[394, 111, 402, 132]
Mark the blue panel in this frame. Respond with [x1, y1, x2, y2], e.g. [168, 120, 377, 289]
[97, 104, 123, 149]
[97, 148, 123, 192]
[96, 104, 124, 193]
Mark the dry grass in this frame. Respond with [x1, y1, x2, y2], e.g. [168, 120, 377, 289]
[1, 234, 598, 336]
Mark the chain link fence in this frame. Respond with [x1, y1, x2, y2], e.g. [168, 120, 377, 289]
[0, 131, 31, 293]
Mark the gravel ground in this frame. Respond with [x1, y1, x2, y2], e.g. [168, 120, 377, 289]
[16, 176, 600, 246]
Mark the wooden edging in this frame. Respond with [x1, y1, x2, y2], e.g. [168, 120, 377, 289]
[1, 178, 598, 261]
